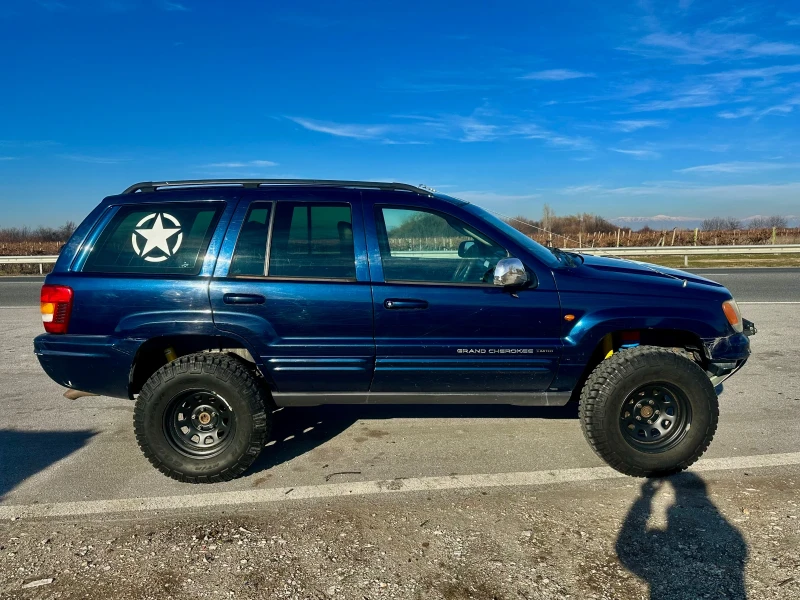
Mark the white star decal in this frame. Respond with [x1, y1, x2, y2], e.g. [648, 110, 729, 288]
[134, 213, 182, 261]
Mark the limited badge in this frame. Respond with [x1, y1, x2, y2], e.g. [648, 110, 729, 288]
[131, 212, 183, 263]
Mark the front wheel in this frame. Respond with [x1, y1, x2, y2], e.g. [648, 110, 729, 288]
[134, 353, 271, 483]
[579, 346, 718, 477]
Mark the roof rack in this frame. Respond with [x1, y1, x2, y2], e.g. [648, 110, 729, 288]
[122, 179, 434, 196]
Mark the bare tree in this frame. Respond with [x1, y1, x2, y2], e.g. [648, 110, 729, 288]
[749, 215, 788, 228]
[702, 217, 741, 231]
[541, 203, 555, 233]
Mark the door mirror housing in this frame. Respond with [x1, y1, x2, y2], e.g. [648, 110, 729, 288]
[457, 240, 474, 258]
[493, 258, 529, 288]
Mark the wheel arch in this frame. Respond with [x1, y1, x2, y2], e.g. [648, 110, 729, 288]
[567, 326, 707, 403]
[128, 334, 274, 399]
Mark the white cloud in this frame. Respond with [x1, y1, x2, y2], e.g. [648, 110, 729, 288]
[709, 64, 800, 87]
[516, 125, 594, 150]
[160, 1, 190, 11]
[756, 96, 800, 119]
[749, 42, 800, 56]
[717, 107, 755, 119]
[580, 181, 800, 202]
[449, 190, 541, 203]
[610, 148, 661, 159]
[35, 1, 67, 11]
[205, 160, 278, 168]
[614, 120, 667, 131]
[0, 140, 59, 148]
[627, 30, 800, 64]
[613, 214, 699, 223]
[558, 184, 605, 195]
[676, 161, 799, 174]
[631, 84, 723, 112]
[520, 69, 595, 81]
[60, 154, 128, 164]
[0, 156, 18, 161]
[288, 113, 593, 150]
[288, 117, 392, 140]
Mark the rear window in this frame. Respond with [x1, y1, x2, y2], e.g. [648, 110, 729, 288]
[83, 202, 223, 274]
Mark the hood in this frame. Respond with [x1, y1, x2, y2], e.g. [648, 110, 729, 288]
[575, 253, 726, 289]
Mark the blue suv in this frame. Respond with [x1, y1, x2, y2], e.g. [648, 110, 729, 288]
[34, 180, 754, 482]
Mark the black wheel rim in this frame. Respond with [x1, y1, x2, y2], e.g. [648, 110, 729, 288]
[164, 390, 236, 458]
[619, 383, 692, 453]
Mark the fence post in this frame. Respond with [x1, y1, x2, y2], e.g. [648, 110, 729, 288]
[616, 229, 620, 247]
[671, 229, 676, 246]
[694, 228, 698, 246]
[39, 262, 43, 275]
[772, 227, 777, 245]
[684, 255, 688, 267]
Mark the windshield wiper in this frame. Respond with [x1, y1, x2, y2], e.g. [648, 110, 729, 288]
[548, 247, 580, 267]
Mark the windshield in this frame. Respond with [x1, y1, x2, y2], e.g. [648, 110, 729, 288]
[463, 204, 562, 268]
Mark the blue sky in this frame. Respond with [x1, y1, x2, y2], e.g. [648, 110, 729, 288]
[1, 0, 800, 228]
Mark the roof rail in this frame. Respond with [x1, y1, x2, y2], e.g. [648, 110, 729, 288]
[122, 179, 434, 196]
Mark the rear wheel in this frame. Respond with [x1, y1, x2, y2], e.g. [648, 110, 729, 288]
[579, 346, 718, 477]
[134, 353, 270, 483]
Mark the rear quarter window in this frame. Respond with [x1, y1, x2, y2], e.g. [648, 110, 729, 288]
[83, 202, 223, 275]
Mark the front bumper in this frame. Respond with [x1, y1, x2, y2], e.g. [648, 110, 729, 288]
[703, 324, 755, 387]
[34, 334, 141, 399]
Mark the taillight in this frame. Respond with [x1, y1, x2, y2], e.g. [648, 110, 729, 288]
[41, 285, 73, 334]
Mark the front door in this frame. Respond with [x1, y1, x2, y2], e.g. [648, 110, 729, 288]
[364, 197, 562, 394]
[210, 190, 374, 394]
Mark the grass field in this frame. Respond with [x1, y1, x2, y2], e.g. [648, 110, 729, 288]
[620, 253, 800, 269]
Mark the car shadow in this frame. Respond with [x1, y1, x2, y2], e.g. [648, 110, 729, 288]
[616, 472, 748, 600]
[0, 429, 95, 501]
[250, 402, 578, 473]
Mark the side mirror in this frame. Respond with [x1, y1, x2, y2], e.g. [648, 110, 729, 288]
[457, 240, 474, 258]
[493, 258, 529, 287]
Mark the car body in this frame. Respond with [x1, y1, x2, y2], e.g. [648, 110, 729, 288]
[33, 180, 754, 481]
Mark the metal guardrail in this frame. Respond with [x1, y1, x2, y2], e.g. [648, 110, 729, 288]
[0, 256, 59, 264]
[576, 244, 800, 256]
[0, 255, 58, 274]
[1, 244, 799, 272]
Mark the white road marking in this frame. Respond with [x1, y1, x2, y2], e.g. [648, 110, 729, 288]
[738, 302, 800, 305]
[2, 451, 799, 520]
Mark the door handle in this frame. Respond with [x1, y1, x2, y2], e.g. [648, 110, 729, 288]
[384, 298, 429, 310]
[223, 293, 266, 305]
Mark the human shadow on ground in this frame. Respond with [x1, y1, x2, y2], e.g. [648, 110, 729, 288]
[0, 429, 95, 500]
[616, 473, 748, 600]
[250, 402, 578, 474]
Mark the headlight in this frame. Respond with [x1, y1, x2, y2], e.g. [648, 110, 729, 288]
[722, 299, 743, 333]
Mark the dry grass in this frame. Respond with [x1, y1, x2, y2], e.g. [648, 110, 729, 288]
[622, 254, 800, 269]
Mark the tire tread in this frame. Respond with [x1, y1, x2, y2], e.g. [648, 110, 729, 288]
[134, 353, 270, 484]
[578, 346, 719, 477]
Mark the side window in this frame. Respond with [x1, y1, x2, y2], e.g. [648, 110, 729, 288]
[268, 202, 356, 279]
[229, 203, 272, 277]
[83, 202, 223, 275]
[376, 207, 508, 284]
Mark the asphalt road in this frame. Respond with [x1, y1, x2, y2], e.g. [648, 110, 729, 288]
[3, 267, 799, 306]
[1, 270, 799, 598]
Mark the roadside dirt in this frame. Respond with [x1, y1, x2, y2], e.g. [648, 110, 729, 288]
[1, 469, 798, 600]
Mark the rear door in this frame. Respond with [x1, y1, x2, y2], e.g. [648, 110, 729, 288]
[209, 189, 375, 394]
[363, 193, 562, 394]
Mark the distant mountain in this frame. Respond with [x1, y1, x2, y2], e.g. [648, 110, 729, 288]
[612, 215, 800, 230]
[743, 215, 799, 226]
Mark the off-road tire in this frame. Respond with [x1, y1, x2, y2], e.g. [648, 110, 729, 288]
[134, 353, 271, 483]
[579, 346, 718, 477]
